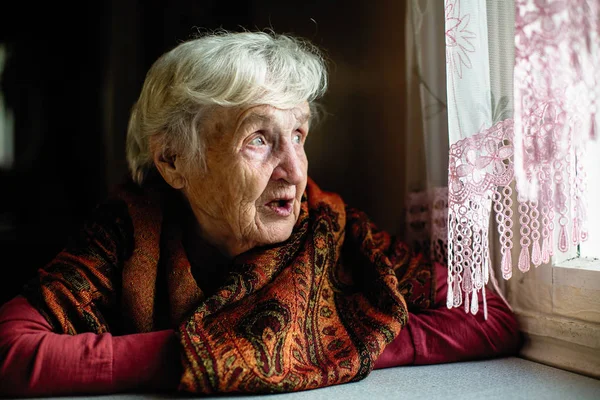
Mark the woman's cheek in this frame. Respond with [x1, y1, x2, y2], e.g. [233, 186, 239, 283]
[237, 154, 269, 185]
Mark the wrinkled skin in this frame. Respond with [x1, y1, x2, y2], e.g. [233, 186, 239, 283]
[155, 102, 310, 258]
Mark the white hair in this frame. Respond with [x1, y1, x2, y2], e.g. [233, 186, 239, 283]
[126, 30, 329, 186]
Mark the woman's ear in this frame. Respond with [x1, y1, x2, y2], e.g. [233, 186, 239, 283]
[153, 149, 186, 189]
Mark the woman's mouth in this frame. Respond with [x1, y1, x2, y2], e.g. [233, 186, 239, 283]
[266, 198, 294, 216]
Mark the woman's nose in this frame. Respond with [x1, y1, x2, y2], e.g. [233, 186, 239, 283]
[272, 140, 305, 184]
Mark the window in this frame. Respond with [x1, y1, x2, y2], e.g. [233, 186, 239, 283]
[0, 44, 14, 170]
[579, 138, 600, 261]
[506, 146, 600, 378]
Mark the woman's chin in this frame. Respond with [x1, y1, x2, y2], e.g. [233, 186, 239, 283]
[255, 222, 296, 246]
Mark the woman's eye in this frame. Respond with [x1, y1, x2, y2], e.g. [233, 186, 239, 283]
[292, 132, 302, 144]
[250, 137, 266, 146]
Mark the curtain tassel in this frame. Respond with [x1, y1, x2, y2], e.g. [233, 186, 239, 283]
[501, 251, 512, 280]
[518, 246, 530, 272]
[531, 239, 542, 267]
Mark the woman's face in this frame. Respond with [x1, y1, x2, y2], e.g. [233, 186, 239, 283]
[181, 102, 310, 257]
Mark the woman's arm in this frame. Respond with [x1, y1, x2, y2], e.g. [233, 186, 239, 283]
[0, 295, 181, 397]
[342, 206, 521, 369]
[374, 262, 522, 369]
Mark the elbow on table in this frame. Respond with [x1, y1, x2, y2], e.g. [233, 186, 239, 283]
[0, 309, 29, 396]
[0, 296, 55, 397]
[0, 334, 35, 397]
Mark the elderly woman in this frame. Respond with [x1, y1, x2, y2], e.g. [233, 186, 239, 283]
[0, 31, 520, 397]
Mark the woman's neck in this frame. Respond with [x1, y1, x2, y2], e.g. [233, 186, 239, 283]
[182, 210, 233, 296]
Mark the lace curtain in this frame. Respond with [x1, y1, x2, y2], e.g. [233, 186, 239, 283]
[444, 0, 599, 316]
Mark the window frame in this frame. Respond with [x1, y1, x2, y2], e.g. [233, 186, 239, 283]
[501, 176, 600, 379]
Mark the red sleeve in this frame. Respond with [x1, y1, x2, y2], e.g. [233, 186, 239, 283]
[0, 296, 181, 397]
[374, 262, 522, 369]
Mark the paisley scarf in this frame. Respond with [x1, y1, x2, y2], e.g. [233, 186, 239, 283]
[23, 178, 436, 394]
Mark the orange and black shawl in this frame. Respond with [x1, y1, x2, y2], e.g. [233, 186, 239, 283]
[23, 178, 436, 394]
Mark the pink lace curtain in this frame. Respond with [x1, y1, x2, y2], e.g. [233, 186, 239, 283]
[444, 0, 599, 316]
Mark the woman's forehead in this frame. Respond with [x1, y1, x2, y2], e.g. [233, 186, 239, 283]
[209, 103, 310, 135]
[239, 104, 310, 126]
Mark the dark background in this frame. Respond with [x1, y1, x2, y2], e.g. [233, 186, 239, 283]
[0, 0, 408, 305]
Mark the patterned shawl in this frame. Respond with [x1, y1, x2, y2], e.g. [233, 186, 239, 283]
[23, 178, 436, 394]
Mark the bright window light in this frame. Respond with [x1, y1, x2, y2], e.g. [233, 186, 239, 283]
[580, 137, 600, 260]
[0, 44, 14, 170]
